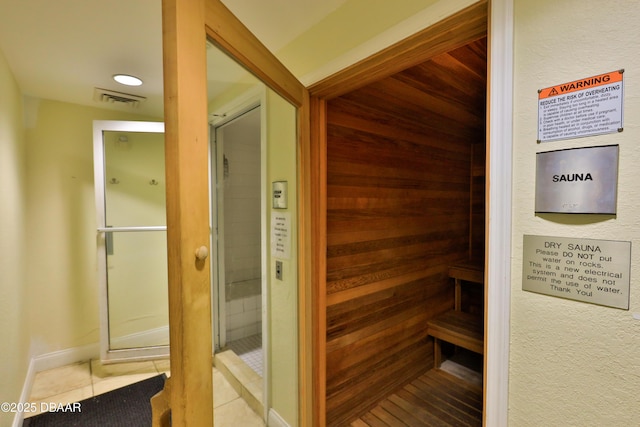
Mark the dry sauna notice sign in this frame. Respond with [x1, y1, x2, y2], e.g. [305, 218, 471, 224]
[522, 235, 631, 309]
[538, 70, 624, 142]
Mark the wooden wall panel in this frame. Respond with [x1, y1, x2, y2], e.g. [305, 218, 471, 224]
[324, 39, 486, 426]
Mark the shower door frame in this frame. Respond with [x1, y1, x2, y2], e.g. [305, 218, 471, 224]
[93, 119, 169, 363]
[209, 95, 266, 355]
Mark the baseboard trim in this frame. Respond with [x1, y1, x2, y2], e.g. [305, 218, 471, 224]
[12, 358, 36, 427]
[32, 342, 100, 373]
[268, 409, 291, 427]
[13, 343, 99, 427]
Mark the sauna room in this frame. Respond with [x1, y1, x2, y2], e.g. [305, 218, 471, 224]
[314, 32, 488, 426]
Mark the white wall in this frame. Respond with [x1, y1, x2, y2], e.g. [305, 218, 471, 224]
[0, 45, 29, 427]
[511, 0, 640, 424]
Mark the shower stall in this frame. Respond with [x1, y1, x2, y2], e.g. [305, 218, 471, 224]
[211, 106, 264, 376]
[93, 120, 169, 362]
[93, 106, 264, 377]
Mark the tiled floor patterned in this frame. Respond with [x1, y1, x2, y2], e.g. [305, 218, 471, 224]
[226, 334, 263, 377]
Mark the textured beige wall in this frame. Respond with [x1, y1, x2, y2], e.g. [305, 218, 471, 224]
[511, 0, 640, 425]
[0, 45, 29, 427]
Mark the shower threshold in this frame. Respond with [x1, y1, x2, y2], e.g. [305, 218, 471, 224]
[214, 334, 263, 418]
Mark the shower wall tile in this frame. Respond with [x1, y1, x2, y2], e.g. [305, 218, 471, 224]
[222, 111, 262, 344]
[227, 299, 244, 316]
[227, 312, 245, 330]
[226, 294, 262, 341]
[244, 295, 257, 310]
[227, 328, 244, 342]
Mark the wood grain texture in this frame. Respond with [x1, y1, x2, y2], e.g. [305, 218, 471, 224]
[351, 369, 482, 426]
[161, 0, 213, 424]
[163, 1, 313, 424]
[204, 0, 305, 107]
[308, 3, 489, 423]
[310, 97, 328, 427]
[298, 89, 313, 427]
[427, 311, 484, 354]
[324, 38, 487, 425]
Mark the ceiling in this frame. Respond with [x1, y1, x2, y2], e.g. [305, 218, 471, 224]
[0, 0, 347, 118]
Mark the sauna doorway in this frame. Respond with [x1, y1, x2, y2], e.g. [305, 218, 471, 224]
[309, 2, 488, 425]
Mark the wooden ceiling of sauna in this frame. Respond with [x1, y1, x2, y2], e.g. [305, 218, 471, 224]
[340, 37, 487, 143]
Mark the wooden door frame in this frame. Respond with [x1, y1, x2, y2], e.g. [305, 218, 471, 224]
[308, 0, 513, 425]
[161, 0, 312, 425]
[161, 1, 213, 425]
[161, 0, 512, 424]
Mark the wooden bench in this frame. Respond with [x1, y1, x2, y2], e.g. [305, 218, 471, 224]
[427, 261, 484, 368]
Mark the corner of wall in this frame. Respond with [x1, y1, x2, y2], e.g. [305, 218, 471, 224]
[0, 42, 31, 427]
[11, 358, 36, 427]
[268, 408, 291, 427]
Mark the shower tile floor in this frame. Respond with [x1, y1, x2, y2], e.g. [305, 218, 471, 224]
[226, 334, 263, 377]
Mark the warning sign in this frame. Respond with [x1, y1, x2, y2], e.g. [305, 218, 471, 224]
[538, 70, 624, 142]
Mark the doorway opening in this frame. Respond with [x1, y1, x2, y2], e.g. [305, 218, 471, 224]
[210, 105, 266, 415]
[309, 2, 488, 424]
[92, 120, 169, 363]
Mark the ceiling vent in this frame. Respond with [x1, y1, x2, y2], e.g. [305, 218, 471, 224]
[93, 87, 146, 108]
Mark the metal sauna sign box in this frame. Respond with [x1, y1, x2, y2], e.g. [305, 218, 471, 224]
[535, 145, 618, 214]
[538, 70, 624, 142]
[522, 235, 631, 309]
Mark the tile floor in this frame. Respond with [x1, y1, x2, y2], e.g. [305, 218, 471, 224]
[226, 334, 263, 377]
[214, 350, 263, 417]
[25, 358, 265, 426]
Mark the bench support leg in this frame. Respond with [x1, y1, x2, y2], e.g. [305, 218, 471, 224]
[433, 338, 442, 368]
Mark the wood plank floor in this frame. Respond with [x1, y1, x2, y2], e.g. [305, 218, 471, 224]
[350, 369, 482, 426]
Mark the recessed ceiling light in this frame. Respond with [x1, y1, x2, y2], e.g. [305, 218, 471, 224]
[113, 74, 143, 86]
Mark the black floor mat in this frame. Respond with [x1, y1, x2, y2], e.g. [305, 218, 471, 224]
[23, 374, 166, 427]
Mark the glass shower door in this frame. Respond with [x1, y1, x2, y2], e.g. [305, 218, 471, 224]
[93, 120, 169, 362]
[211, 106, 263, 357]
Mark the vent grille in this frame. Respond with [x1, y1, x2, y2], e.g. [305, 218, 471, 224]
[93, 88, 146, 108]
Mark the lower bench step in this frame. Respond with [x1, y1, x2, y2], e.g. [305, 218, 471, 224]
[427, 310, 484, 355]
